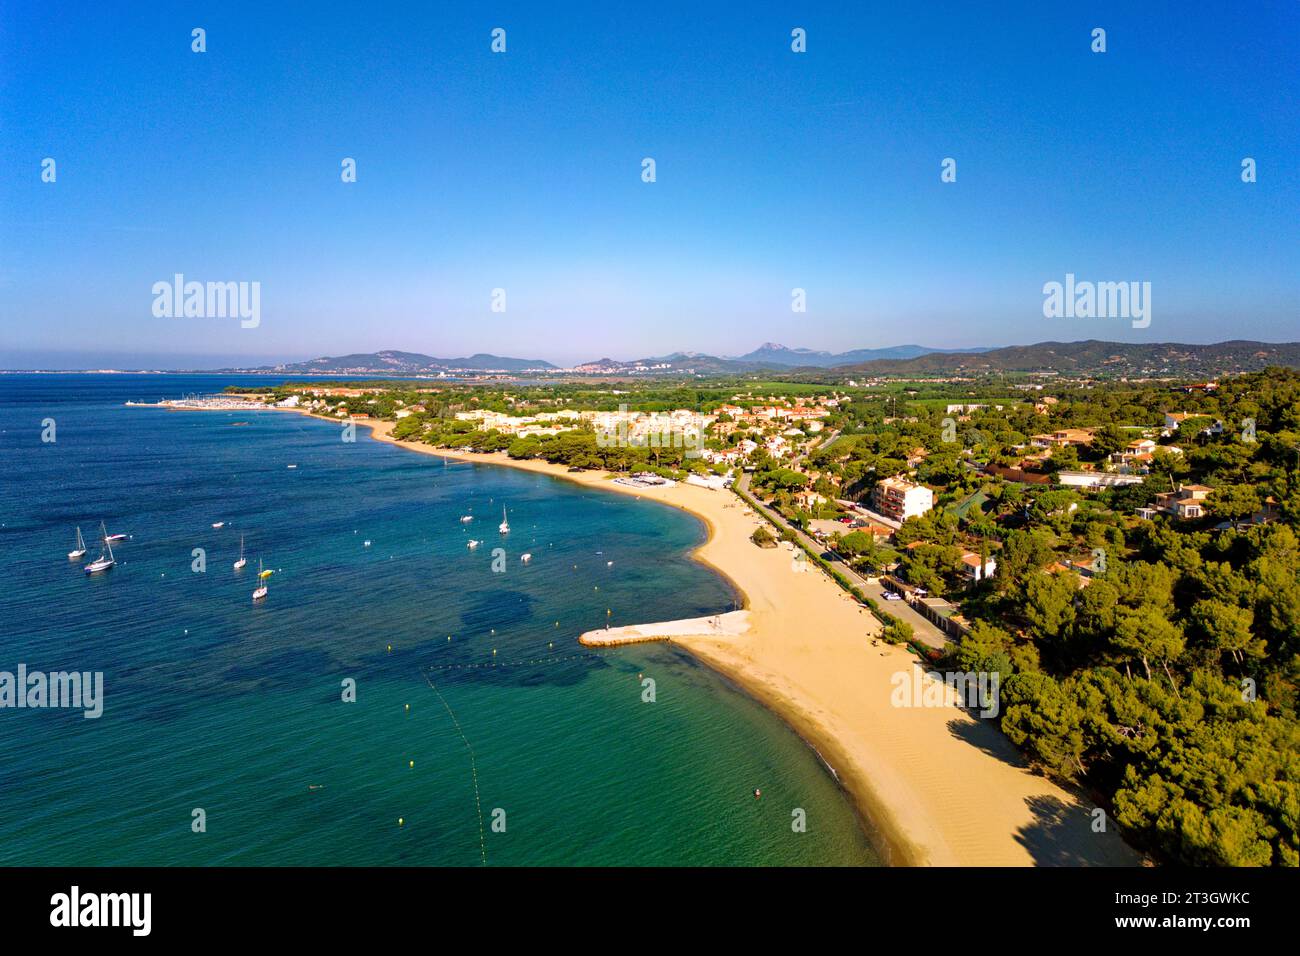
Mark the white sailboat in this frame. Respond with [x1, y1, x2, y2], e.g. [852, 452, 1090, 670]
[68, 526, 87, 560]
[498, 506, 510, 534]
[233, 534, 247, 570]
[83, 522, 116, 575]
[252, 558, 271, 601]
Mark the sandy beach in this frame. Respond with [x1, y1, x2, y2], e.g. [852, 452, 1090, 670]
[358, 418, 1139, 866]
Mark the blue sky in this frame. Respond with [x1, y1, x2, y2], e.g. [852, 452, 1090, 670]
[2, 0, 1297, 368]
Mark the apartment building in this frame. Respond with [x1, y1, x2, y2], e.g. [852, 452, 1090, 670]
[871, 476, 934, 522]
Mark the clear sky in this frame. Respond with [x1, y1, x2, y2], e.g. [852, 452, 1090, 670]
[2, 0, 1297, 368]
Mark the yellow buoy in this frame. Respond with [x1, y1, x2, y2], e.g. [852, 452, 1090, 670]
[404, 703, 410, 712]
[409, 760, 414, 768]
[492, 649, 497, 656]
[398, 817, 404, 826]
[387, 644, 392, 653]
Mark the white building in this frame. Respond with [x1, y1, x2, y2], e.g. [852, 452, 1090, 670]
[871, 476, 933, 522]
[961, 553, 996, 582]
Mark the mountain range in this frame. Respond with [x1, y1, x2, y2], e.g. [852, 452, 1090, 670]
[731, 342, 990, 367]
[259, 350, 558, 374]
[229, 340, 1300, 379]
[250, 343, 992, 376]
[830, 339, 1300, 378]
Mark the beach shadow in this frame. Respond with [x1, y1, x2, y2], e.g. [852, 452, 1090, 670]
[946, 715, 1033, 768]
[1013, 794, 1138, 866]
[944, 717, 1142, 866]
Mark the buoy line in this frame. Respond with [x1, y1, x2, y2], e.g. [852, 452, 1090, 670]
[422, 671, 487, 866]
[424, 650, 620, 673]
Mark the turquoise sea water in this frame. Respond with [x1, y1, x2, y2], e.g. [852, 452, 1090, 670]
[0, 374, 880, 866]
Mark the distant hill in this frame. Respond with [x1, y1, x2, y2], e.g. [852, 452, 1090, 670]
[231, 339, 1300, 380]
[255, 350, 557, 374]
[574, 344, 993, 375]
[830, 340, 1300, 377]
[575, 352, 759, 374]
[732, 342, 989, 367]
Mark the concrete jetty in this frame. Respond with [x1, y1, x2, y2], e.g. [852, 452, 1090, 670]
[579, 610, 750, 647]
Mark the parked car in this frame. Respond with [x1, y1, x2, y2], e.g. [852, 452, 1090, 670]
[882, 591, 902, 601]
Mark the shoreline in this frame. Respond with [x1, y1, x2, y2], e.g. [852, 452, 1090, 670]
[347, 416, 1138, 867]
[137, 401, 1135, 865]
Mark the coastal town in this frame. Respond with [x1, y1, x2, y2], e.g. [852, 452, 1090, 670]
[207, 372, 1280, 644]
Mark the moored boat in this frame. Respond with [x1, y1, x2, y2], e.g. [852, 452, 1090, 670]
[84, 523, 117, 575]
[252, 558, 271, 601]
[68, 526, 87, 560]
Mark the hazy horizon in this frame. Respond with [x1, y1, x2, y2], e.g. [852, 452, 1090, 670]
[8, 330, 1300, 372]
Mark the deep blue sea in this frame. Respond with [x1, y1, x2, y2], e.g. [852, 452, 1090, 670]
[0, 374, 878, 865]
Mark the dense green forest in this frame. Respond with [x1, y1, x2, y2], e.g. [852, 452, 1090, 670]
[944, 370, 1300, 866]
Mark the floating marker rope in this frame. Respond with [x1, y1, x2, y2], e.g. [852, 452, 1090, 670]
[422, 671, 487, 866]
[424, 650, 621, 673]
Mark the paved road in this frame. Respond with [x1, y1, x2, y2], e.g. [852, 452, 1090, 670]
[734, 473, 949, 650]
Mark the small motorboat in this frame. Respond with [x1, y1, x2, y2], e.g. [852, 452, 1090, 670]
[460, 515, 473, 523]
[105, 532, 127, 543]
[467, 539, 480, 549]
[520, 553, 532, 563]
[212, 521, 225, 529]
